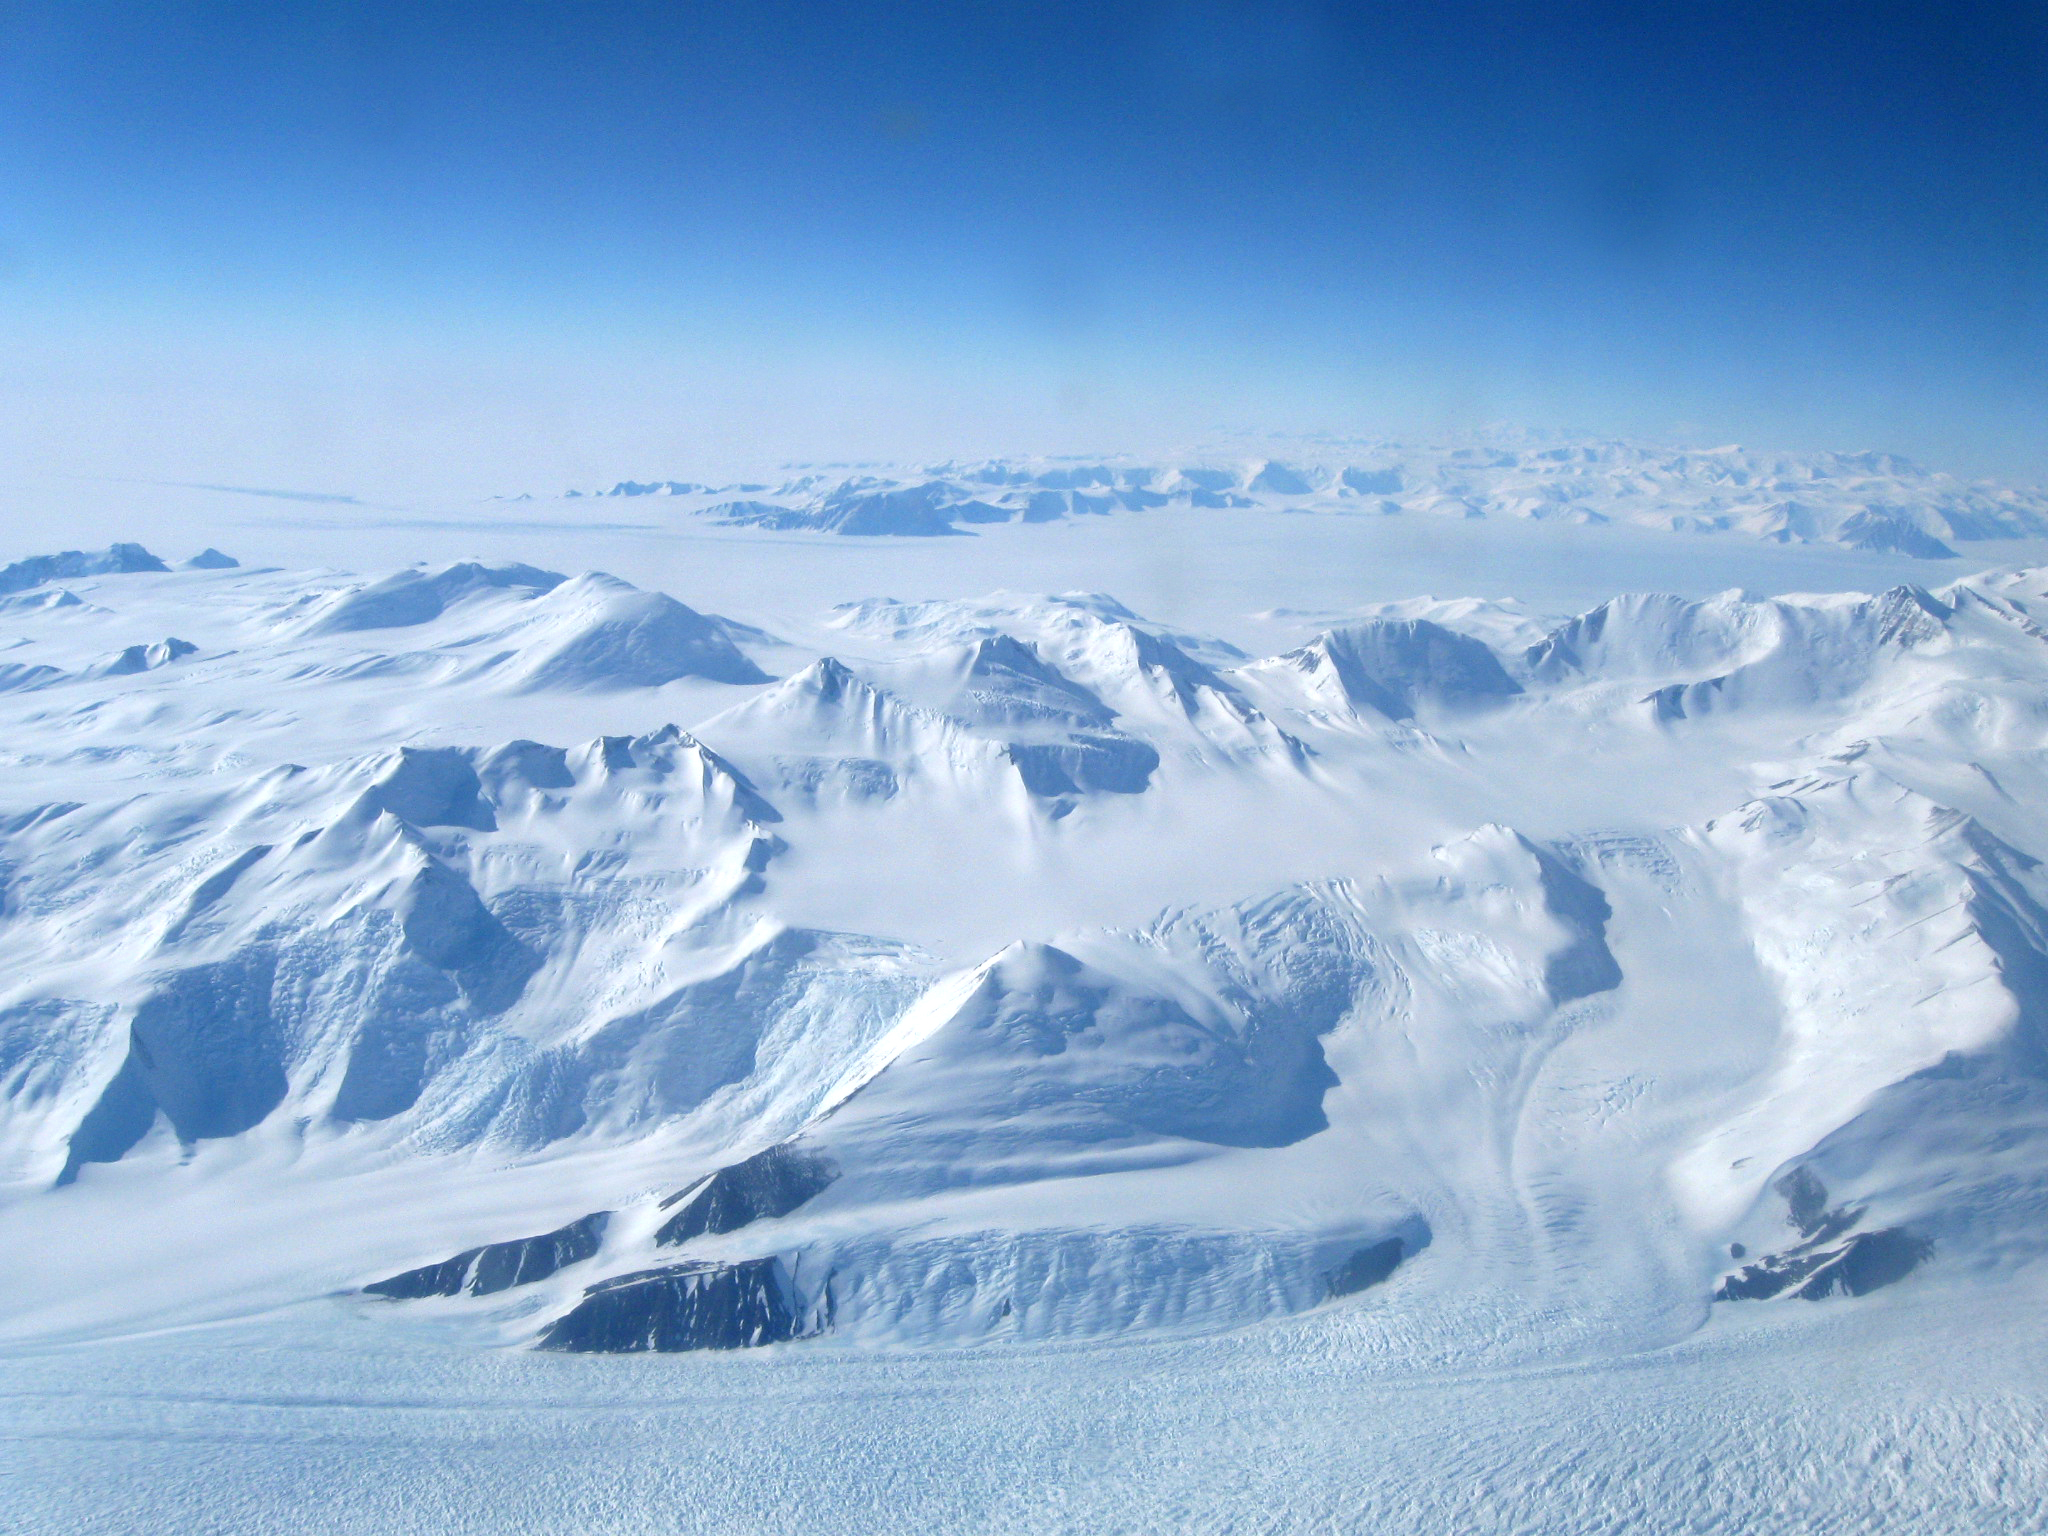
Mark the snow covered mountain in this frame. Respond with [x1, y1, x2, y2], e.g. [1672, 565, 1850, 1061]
[552, 440, 2048, 558]
[3, 540, 2048, 1367]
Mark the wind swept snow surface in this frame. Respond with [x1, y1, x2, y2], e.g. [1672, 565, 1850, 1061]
[4, 529, 2048, 1531]
[6, 1279, 2047, 1536]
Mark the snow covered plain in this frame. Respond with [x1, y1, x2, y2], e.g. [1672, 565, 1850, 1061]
[4, 450, 2048, 1533]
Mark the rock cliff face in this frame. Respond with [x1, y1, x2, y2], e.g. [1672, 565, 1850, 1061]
[538, 1259, 813, 1353]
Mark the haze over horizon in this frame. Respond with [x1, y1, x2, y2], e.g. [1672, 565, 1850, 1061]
[2, 1, 2043, 496]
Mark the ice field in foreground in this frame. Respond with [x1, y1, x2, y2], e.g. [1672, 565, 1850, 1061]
[4, 457, 2048, 1531]
[6, 1274, 2046, 1536]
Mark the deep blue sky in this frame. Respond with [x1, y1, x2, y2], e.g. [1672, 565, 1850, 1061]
[2, 1, 2044, 491]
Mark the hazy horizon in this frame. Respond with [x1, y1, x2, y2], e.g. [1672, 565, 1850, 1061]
[2, 1, 2043, 496]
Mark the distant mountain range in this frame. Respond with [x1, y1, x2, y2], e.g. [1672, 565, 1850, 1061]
[549, 441, 2048, 556]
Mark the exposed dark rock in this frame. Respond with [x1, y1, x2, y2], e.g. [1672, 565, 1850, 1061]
[655, 1143, 839, 1246]
[1325, 1237, 1406, 1298]
[1715, 1166, 1932, 1301]
[364, 1212, 611, 1299]
[536, 1258, 811, 1352]
[1778, 1165, 1835, 1238]
[1716, 1228, 1931, 1301]
[1804, 1228, 1934, 1297]
[470, 1212, 612, 1295]
[363, 1250, 477, 1301]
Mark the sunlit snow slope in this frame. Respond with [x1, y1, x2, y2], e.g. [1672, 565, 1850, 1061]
[4, 535, 2048, 1362]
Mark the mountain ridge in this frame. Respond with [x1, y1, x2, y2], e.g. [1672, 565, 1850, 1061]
[542, 440, 2048, 557]
[5, 544, 2048, 1360]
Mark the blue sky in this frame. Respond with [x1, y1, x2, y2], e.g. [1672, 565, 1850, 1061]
[2, 1, 2043, 492]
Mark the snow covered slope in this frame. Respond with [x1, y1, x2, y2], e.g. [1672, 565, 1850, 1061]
[3, 539, 2048, 1375]
[553, 439, 2048, 557]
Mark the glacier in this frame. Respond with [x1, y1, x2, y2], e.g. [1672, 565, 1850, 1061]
[3, 493, 2048, 1532]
